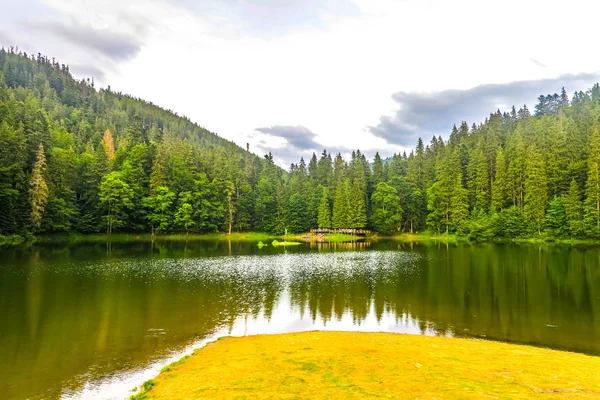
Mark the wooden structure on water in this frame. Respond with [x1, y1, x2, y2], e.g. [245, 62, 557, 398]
[304, 228, 371, 243]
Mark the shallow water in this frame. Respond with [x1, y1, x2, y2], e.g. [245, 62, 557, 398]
[1, 240, 598, 399]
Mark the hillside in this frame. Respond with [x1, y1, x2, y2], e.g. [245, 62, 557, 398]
[0, 48, 280, 235]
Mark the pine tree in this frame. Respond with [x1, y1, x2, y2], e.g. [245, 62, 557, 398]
[491, 147, 508, 212]
[348, 159, 367, 228]
[565, 179, 583, 236]
[332, 178, 349, 228]
[560, 87, 569, 106]
[426, 148, 458, 233]
[287, 193, 309, 233]
[317, 186, 331, 228]
[523, 145, 548, 235]
[507, 128, 526, 209]
[450, 174, 469, 234]
[308, 152, 318, 180]
[29, 143, 48, 230]
[372, 152, 384, 186]
[584, 128, 600, 237]
[468, 147, 489, 210]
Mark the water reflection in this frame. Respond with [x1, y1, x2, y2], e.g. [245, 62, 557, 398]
[0, 241, 598, 399]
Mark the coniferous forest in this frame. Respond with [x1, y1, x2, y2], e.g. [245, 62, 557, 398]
[2, 48, 600, 240]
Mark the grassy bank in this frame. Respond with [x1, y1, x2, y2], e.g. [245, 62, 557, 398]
[382, 232, 466, 243]
[0, 234, 32, 246]
[8, 231, 600, 248]
[134, 331, 600, 399]
[32, 232, 276, 244]
[381, 232, 600, 246]
[29, 231, 361, 245]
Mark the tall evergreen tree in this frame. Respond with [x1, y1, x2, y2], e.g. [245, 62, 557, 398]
[332, 178, 350, 228]
[523, 146, 548, 235]
[584, 128, 600, 237]
[348, 159, 367, 228]
[317, 186, 331, 228]
[372, 152, 384, 186]
[450, 174, 469, 234]
[565, 178, 583, 236]
[29, 143, 48, 230]
[491, 147, 508, 212]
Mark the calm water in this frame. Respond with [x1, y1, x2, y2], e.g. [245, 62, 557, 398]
[1, 240, 599, 399]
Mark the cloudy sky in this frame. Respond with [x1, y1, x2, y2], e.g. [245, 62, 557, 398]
[2, 0, 600, 167]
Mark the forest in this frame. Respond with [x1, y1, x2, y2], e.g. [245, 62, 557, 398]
[2, 47, 600, 240]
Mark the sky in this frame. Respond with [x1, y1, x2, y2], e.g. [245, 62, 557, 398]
[2, 0, 600, 168]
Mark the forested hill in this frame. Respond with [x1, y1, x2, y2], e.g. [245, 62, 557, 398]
[3, 47, 600, 241]
[0, 48, 282, 235]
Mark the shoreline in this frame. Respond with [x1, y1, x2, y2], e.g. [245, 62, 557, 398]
[131, 331, 600, 399]
[0, 232, 360, 246]
[3, 231, 600, 247]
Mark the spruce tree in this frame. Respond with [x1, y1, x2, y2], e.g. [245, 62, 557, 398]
[507, 128, 526, 209]
[583, 127, 600, 236]
[491, 147, 508, 212]
[308, 152, 318, 180]
[523, 146, 548, 235]
[468, 148, 489, 211]
[450, 174, 469, 234]
[560, 87, 569, 106]
[317, 186, 331, 228]
[372, 152, 384, 186]
[584, 160, 600, 237]
[565, 179, 583, 236]
[29, 143, 48, 230]
[332, 178, 348, 228]
[348, 159, 367, 228]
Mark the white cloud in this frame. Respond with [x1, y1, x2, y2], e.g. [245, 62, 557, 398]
[3, 0, 600, 167]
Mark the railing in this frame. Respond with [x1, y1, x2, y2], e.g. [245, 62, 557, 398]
[309, 228, 371, 236]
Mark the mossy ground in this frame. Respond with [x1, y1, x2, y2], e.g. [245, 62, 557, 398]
[142, 331, 600, 399]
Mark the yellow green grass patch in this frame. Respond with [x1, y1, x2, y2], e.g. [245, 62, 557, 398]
[142, 331, 600, 399]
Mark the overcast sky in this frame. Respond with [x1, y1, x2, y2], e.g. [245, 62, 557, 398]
[2, 0, 600, 167]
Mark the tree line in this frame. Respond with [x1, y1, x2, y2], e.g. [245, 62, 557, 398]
[3, 48, 600, 239]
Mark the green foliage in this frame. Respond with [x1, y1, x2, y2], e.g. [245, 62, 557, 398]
[565, 179, 583, 236]
[142, 379, 155, 392]
[491, 147, 508, 212]
[493, 207, 526, 239]
[467, 209, 495, 242]
[370, 182, 403, 234]
[523, 146, 548, 235]
[287, 193, 310, 233]
[317, 186, 331, 228]
[161, 355, 190, 373]
[332, 178, 350, 228]
[545, 196, 569, 238]
[29, 143, 48, 230]
[99, 172, 134, 234]
[143, 186, 175, 233]
[450, 174, 469, 235]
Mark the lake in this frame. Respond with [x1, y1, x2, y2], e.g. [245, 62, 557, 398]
[1, 240, 599, 399]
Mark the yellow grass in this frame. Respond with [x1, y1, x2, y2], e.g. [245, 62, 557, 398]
[141, 331, 600, 399]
